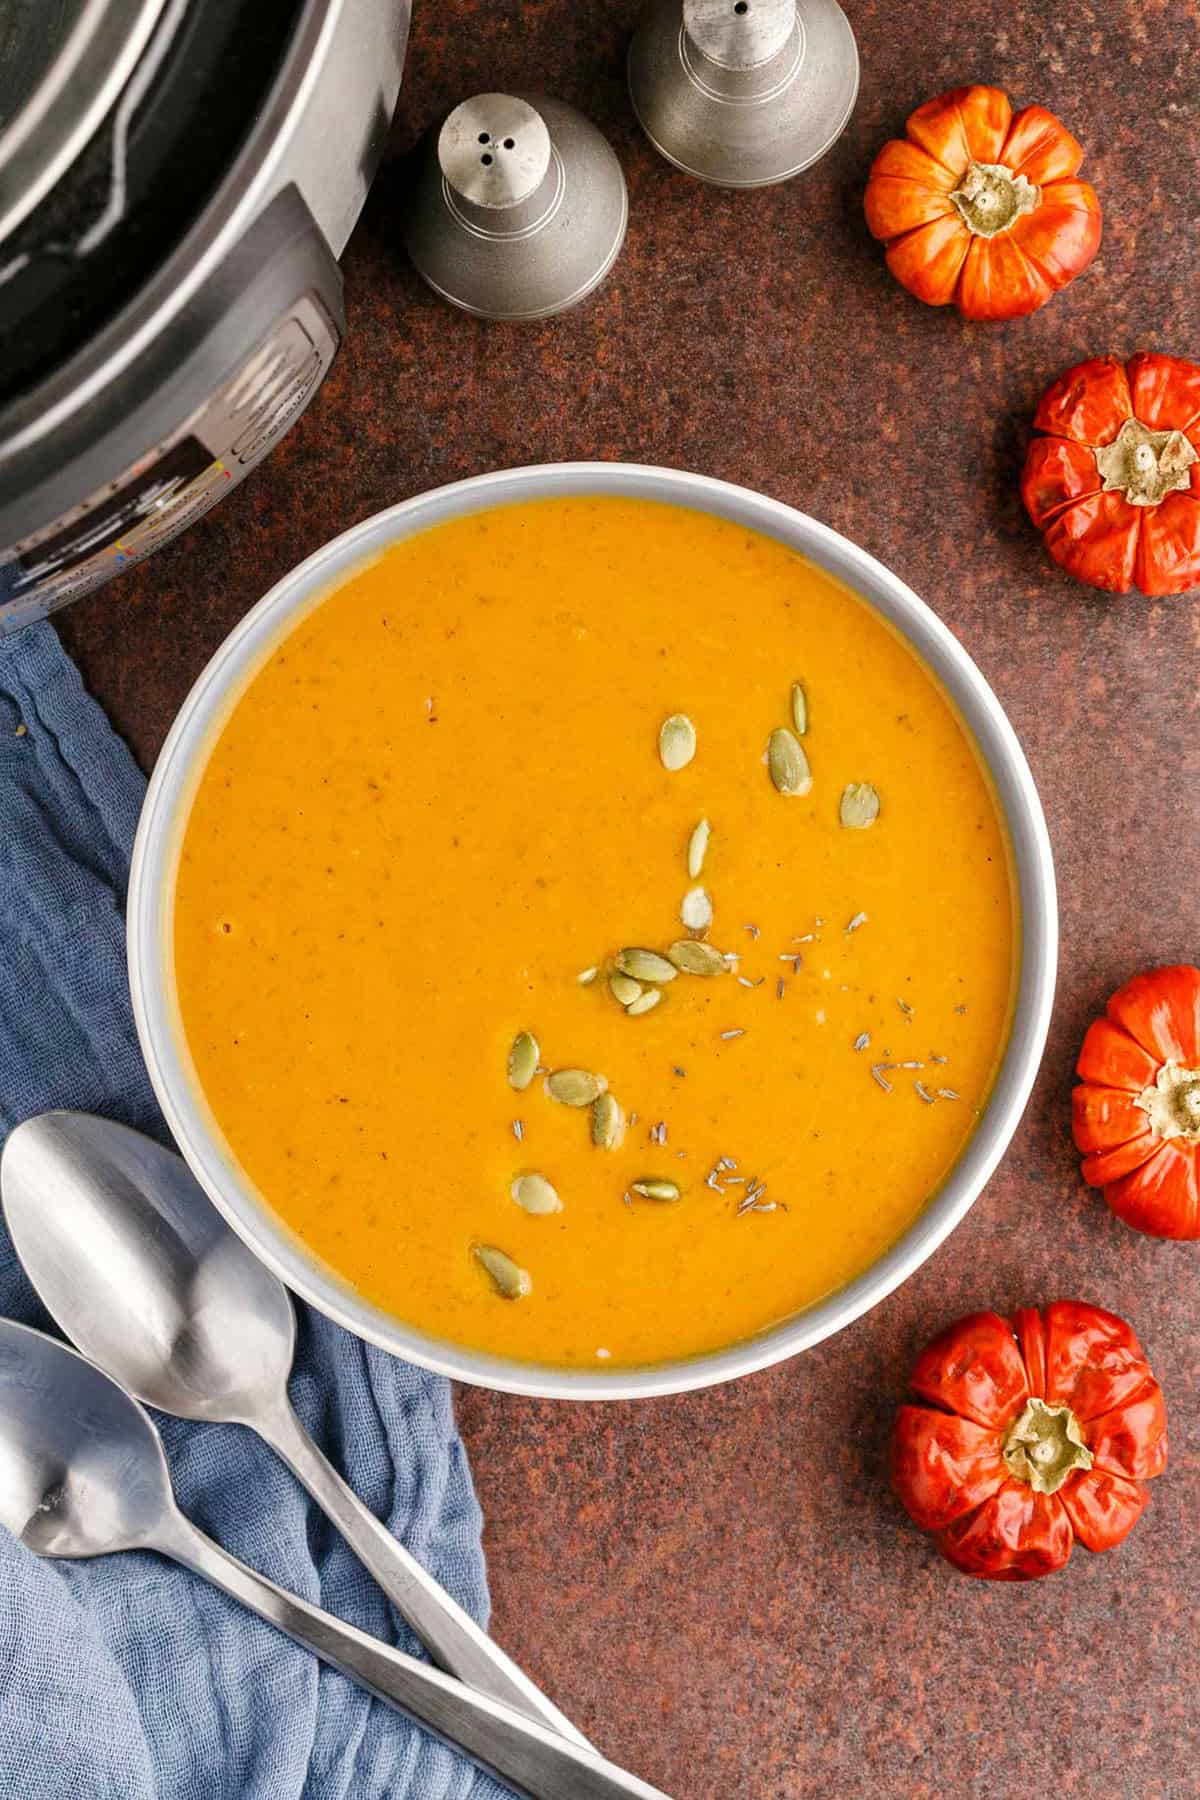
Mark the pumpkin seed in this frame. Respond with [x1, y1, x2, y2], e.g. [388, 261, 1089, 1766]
[668, 939, 727, 976]
[577, 965, 598, 985]
[681, 886, 713, 933]
[790, 681, 808, 735]
[546, 1068, 608, 1106]
[511, 1173, 562, 1215]
[767, 728, 811, 797]
[615, 947, 677, 983]
[626, 988, 663, 1016]
[687, 817, 710, 879]
[609, 972, 643, 1007]
[474, 1244, 532, 1299]
[507, 1031, 539, 1091]
[839, 782, 880, 829]
[591, 1092, 625, 1149]
[658, 713, 697, 771]
[630, 1178, 681, 1202]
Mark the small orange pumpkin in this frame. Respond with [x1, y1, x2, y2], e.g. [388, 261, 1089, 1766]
[892, 1303, 1168, 1580]
[1022, 352, 1200, 595]
[1073, 965, 1200, 1239]
[864, 85, 1102, 321]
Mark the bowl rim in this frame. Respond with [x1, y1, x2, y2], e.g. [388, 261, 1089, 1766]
[128, 460, 1058, 1400]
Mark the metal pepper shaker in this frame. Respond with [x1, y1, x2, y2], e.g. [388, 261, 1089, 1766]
[402, 93, 628, 320]
[628, 0, 859, 188]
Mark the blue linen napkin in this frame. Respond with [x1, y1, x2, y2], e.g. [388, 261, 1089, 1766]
[0, 622, 511, 1800]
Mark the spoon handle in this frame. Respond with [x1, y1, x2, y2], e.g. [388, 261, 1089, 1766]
[257, 1399, 590, 1749]
[155, 1511, 670, 1800]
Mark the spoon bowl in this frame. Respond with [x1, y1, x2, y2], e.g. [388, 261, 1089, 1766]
[0, 1316, 173, 1558]
[2, 1110, 294, 1422]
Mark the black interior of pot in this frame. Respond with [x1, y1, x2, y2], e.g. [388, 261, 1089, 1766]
[0, 0, 308, 408]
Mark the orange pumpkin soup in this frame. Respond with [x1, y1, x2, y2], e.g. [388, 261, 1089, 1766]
[173, 496, 1017, 1367]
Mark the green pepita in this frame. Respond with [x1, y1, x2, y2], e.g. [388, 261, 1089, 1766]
[768, 728, 811, 797]
[591, 1092, 625, 1149]
[680, 885, 713, 933]
[839, 782, 880, 829]
[626, 988, 663, 1016]
[474, 1244, 532, 1299]
[630, 1178, 681, 1202]
[507, 1030, 539, 1090]
[615, 947, 677, 983]
[546, 1067, 608, 1106]
[510, 1173, 562, 1215]
[687, 817, 710, 879]
[790, 681, 808, 735]
[658, 713, 697, 771]
[667, 939, 727, 976]
[609, 971, 643, 1007]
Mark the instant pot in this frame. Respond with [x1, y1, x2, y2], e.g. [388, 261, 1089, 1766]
[0, 0, 410, 632]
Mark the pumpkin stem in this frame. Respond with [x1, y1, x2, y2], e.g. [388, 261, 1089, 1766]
[1003, 1398, 1092, 1495]
[949, 161, 1040, 237]
[1137, 1061, 1200, 1141]
[1095, 418, 1198, 507]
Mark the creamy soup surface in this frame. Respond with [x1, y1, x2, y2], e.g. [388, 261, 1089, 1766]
[173, 496, 1017, 1368]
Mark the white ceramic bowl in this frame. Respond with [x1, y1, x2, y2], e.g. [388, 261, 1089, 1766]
[129, 463, 1057, 1399]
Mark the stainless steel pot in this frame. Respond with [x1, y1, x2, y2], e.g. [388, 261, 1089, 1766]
[0, 0, 409, 630]
[129, 463, 1058, 1400]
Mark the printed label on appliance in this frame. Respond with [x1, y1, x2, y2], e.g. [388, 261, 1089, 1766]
[0, 295, 339, 632]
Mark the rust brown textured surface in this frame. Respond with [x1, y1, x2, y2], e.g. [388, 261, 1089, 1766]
[56, 4, 1199, 1795]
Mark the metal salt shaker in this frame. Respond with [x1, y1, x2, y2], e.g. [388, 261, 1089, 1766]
[628, 0, 859, 187]
[403, 93, 628, 320]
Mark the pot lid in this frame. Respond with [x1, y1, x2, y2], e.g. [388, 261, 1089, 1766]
[0, 0, 168, 247]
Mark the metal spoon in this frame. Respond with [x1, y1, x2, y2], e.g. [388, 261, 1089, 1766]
[0, 1317, 668, 1800]
[0, 1111, 583, 1747]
